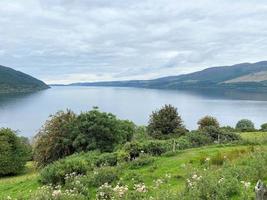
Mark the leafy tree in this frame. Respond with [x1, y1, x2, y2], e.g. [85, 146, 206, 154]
[73, 108, 135, 152]
[198, 116, 220, 129]
[20, 136, 33, 161]
[235, 119, 255, 132]
[33, 110, 78, 167]
[0, 128, 29, 176]
[260, 123, 267, 131]
[147, 104, 186, 139]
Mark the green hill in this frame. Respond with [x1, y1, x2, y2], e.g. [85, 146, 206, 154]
[0, 65, 49, 93]
[70, 61, 267, 91]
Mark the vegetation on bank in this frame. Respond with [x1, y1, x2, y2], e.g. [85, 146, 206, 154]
[0, 65, 49, 94]
[1, 104, 267, 199]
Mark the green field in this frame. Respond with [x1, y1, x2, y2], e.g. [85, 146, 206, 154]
[0, 132, 266, 199]
[0, 162, 39, 199]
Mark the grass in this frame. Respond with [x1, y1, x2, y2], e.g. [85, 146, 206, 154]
[239, 131, 267, 143]
[0, 162, 39, 199]
[1, 131, 266, 199]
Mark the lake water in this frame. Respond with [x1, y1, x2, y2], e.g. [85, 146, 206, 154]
[1, 86, 267, 137]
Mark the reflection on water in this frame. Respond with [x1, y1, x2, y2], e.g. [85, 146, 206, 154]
[1, 86, 267, 137]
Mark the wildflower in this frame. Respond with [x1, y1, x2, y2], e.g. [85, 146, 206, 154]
[205, 157, 210, 161]
[241, 181, 251, 189]
[134, 183, 147, 193]
[52, 189, 62, 197]
[113, 185, 128, 197]
[192, 174, 198, 179]
[165, 173, 171, 179]
[218, 177, 224, 184]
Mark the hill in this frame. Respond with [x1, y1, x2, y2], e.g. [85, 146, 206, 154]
[70, 61, 267, 91]
[0, 65, 49, 93]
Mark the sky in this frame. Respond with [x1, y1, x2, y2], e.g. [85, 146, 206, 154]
[1, 0, 267, 84]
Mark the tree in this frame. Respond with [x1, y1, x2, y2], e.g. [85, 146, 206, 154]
[73, 108, 135, 152]
[0, 128, 29, 176]
[33, 110, 78, 167]
[198, 116, 220, 129]
[236, 119, 255, 132]
[147, 104, 186, 139]
[260, 123, 267, 131]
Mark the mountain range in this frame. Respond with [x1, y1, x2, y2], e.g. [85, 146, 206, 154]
[68, 61, 267, 91]
[0, 65, 49, 94]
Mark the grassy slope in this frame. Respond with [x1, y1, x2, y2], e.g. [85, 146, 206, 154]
[1, 132, 266, 199]
[0, 162, 39, 199]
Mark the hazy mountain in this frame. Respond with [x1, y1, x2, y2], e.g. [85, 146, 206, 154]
[69, 61, 267, 91]
[0, 65, 49, 94]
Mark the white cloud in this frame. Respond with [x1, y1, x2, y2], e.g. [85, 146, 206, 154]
[1, 0, 267, 83]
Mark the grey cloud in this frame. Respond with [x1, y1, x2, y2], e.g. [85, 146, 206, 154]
[1, 0, 267, 83]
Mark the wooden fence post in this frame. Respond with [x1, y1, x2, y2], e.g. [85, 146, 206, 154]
[255, 180, 267, 200]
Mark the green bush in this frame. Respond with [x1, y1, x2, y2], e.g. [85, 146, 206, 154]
[34, 108, 136, 167]
[220, 131, 241, 142]
[39, 152, 99, 185]
[89, 167, 119, 187]
[132, 126, 151, 142]
[148, 104, 187, 139]
[124, 142, 142, 160]
[74, 108, 135, 152]
[235, 119, 255, 132]
[130, 154, 155, 169]
[95, 152, 118, 167]
[33, 110, 78, 167]
[184, 131, 212, 147]
[260, 123, 267, 131]
[198, 116, 220, 129]
[142, 140, 169, 156]
[175, 137, 192, 150]
[0, 128, 29, 176]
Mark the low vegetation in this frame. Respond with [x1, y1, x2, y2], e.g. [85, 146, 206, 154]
[1, 104, 267, 199]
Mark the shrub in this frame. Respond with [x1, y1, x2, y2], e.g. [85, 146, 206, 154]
[0, 128, 29, 176]
[130, 154, 155, 169]
[142, 140, 169, 156]
[132, 126, 151, 142]
[184, 131, 212, 147]
[198, 116, 220, 129]
[220, 131, 241, 142]
[260, 123, 267, 131]
[89, 167, 119, 187]
[124, 142, 142, 160]
[236, 119, 255, 132]
[95, 152, 118, 167]
[175, 137, 192, 150]
[33, 110, 78, 167]
[148, 104, 187, 139]
[73, 108, 135, 152]
[39, 152, 97, 185]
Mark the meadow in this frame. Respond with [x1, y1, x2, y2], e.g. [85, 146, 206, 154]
[1, 131, 266, 200]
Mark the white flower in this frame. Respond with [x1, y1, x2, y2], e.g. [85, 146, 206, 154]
[205, 157, 210, 161]
[134, 183, 147, 193]
[218, 178, 224, 184]
[192, 174, 198, 179]
[52, 190, 62, 197]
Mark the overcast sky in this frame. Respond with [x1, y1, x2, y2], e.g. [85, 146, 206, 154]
[1, 0, 267, 84]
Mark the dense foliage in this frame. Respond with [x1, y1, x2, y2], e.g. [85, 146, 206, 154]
[73, 109, 135, 152]
[148, 104, 187, 139]
[0, 128, 30, 176]
[0, 65, 49, 94]
[260, 123, 267, 131]
[34, 108, 135, 167]
[198, 116, 220, 129]
[235, 119, 255, 132]
[34, 110, 78, 167]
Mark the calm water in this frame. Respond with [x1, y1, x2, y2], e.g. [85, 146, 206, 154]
[1, 86, 267, 137]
